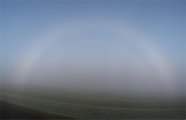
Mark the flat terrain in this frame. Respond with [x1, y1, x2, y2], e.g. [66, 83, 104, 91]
[0, 100, 75, 120]
[0, 90, 185, 119]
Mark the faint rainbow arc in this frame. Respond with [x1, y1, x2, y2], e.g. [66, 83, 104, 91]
[15, 20, 174, 92]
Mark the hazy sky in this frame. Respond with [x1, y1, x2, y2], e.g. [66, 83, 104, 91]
[1, 0, 185, 97]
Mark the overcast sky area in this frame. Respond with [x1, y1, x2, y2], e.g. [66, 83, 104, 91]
[1, 0, 185, 98]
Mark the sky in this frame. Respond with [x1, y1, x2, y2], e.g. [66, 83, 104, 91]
[1, 0, 185, 97]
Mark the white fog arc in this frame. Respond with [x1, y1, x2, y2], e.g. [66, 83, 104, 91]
[14, 19, 175, 95]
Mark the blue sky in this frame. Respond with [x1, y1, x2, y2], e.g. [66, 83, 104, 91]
[1, 0, 185, 96]
[2, 1, 185, 60]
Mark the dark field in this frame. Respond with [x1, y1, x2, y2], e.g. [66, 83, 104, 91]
[0, 100, 75, 120]
[0, 99, 184, 120]
[0, 90, 185, 120]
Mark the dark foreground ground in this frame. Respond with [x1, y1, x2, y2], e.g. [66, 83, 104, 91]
[0, 99, 185, 120]
[0, 100, 76, 120]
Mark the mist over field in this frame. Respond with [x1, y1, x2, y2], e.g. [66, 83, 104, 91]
[0, 0, 185, 119]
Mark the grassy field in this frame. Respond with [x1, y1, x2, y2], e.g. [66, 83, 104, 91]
[0, 89, 185, 119]
[0, 100, 76, 119]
